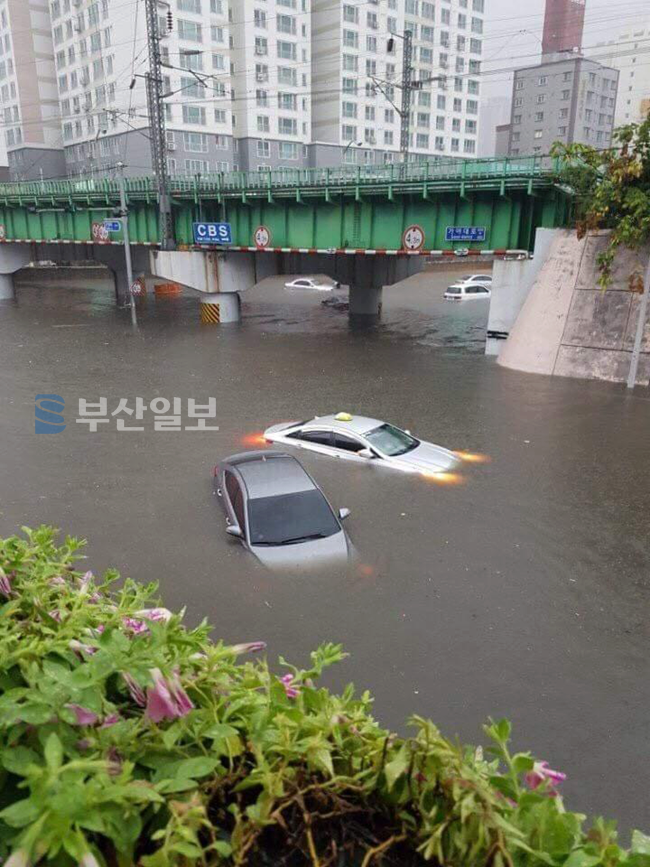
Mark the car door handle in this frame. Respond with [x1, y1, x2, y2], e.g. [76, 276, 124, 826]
[216, 487, 222, 497]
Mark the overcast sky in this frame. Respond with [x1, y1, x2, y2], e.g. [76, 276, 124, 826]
[483, 0, 648, 100]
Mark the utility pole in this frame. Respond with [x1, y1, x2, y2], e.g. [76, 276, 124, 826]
[399, 29, 413, 165]
[626, 253, 650, 389]
[144, 0, 174, 250]
[117, 162, 137, 328]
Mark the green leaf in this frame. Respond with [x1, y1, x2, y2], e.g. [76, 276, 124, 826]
[172, 841, 203, 858]
[203, 723, 239, 740]
[44, 733, 63, 772]
[563, 850, 604, 867]
[384, 744, 410, 791]
[173, 756, 220, 780]
[0, 798, 41, 828]
[1, 746, 40, 776]
[633, 832, 650, 856]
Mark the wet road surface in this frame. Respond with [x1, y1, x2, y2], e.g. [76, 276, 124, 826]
[1, 267, 649, 834]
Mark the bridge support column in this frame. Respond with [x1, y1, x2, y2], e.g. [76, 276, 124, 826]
[344, 256, 422, 324]
[0, 273, 15, 300]
[349, 284, 383, 320]
[200, 292, 240, 324]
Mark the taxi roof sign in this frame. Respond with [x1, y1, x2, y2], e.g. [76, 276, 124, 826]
[334, 412, 353, 421]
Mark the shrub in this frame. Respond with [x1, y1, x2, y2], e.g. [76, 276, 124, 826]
[0, 526, 648, 866]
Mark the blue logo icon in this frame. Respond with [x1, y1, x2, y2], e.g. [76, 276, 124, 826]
[35, 394, 65, 434]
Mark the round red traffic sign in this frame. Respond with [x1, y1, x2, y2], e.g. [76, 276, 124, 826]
[254, 225, 271, 249]
[402, 224, 425, 251]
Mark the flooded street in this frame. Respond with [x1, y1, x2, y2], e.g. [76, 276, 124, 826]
[1, 266, 649, 834]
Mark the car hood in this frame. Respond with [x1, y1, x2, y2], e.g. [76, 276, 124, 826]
[396, 441, 460, 473]
[250, 529, 351, 571]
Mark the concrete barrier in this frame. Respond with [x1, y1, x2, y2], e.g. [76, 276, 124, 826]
[497, 231, 650, 386]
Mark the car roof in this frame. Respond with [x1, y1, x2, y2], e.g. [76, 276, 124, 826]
[302, 414, 383, 435]
[234, 452, 316, 499]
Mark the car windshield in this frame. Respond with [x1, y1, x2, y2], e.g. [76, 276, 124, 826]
[365, 423, 419, 456]
[248, 489, 340, 546]
[446, 286, 461, 294]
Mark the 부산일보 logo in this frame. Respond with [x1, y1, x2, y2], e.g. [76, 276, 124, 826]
[35, 394, 66, 434]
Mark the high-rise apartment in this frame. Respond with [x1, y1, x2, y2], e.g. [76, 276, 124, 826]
[230, 0, 312, 171]
[311, 0, 484, 165]
[506, 56, 619, 156]
[0, 0, 65, 179]
[589, 20, 650, 127]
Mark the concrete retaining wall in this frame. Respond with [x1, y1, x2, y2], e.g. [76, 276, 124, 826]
[497, 231, 650, 386]
[486, 228, 557, 356]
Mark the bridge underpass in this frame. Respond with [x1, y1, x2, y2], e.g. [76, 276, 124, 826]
[0, 157, 571, 323]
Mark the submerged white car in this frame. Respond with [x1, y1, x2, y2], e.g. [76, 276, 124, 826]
[444, 274, 492, 301]
[284, 277, 339, 292]
[264, 413, 460, 476]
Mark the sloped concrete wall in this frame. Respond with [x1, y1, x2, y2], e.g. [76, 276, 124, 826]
[497, 231, 650, 386]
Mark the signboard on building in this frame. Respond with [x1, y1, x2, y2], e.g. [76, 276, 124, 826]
[445, 226, 487, 243]
[103, 220, 122, 233]
[192, 222, 233, 245]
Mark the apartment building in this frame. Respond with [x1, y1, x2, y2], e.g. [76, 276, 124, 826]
[230, 0, 311, 171]
[506, 56, 619, 156]
[0, 0, 65, 179]
[311, 0, 485, 166]
[589, 21, 650, 128]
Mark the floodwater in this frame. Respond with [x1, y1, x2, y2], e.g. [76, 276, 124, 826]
[1, 267, 649, 835]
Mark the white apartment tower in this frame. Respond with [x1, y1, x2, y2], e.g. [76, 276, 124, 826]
[230, 0, 312, 170]
[311, 0, 484, 166]
[590, 20, 650, 128]
[0, 0, 65, 179]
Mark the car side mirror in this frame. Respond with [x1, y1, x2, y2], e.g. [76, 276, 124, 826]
[226, 525, 243, 538]
[358, 447, 374, 459]
[339, 508, 350, 520]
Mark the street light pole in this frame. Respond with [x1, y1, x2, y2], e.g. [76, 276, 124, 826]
[117, 162, 137, 328]
[342, 139, 363, 162]
[399, 29, 413, 165]
[626, 253, 650, 389]
[144, 0, 174, 250]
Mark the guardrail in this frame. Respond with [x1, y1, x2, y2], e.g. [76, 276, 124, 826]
[0, 155, 562, 202]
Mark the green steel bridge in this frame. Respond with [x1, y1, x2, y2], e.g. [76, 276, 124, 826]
[0, 156, 570, 255]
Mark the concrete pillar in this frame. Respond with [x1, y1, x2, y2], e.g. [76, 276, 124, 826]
[200, 292, 240, 324]
[0, 273, 14, 300]
[112, 270, 132, 307]
[349, 284, 383, 318]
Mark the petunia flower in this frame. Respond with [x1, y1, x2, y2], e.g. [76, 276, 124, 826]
[0, 569, 13, 597]
[230, 641, 267, 655]
[122, 617, 149, 635]
[66, 704, 99, 726]
[145, 668, 194, 723]
[137, 607, 173, 623]
[100, 712, 121, 728]
[69, 639, 97, 657]
[107, 746, 122, 776]
[122, 672, 146, 707]
[524, 761, 566, 791]
[280, 673, 300, 699]
[49, 574, 67, 586]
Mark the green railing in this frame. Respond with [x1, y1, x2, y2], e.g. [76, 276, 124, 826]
[0, 156, 561, 203]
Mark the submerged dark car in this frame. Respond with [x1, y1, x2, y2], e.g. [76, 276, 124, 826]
[213, 451, 352, 570]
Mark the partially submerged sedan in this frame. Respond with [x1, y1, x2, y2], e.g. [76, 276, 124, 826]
[213, 450, 352, 570]
[264, 413, 460, 476]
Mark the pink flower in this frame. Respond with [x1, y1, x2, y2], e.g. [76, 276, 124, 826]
[77, 571, 102, 603]
[524, 761, 566, 792]
[48, 609, 63, 622]
[76, 738, 92, 751]
[230, 641, 267, 655]
[122, 617, 149, 635]
[107, 746, 122, 776]
[49, 575, 66, 586]
[145, 668, 194, 723]
[0, 570, 13, 597]
[100, 712, 121, 728]
[66, 704, 99, 726]
[280, 673, 300, 699]
[122, 672, 147, 707]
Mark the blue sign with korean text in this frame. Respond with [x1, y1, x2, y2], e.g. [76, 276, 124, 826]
[192, 222, 232, 245]
[103, 220, 122, 232]
[445, 226, 487, 243]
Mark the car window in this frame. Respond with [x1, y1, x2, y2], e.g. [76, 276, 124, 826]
[446, 286, 461, 294]
[365, 423, 419, 456]
[333, 432, 364, 453]
[465, 286, 478, 294]
[225, 471, 246, 529]
[248, 490, 340, 546]
[477, 275, 492, 281]
[478, 286, 489, 294]
[289, 429, 332, 446]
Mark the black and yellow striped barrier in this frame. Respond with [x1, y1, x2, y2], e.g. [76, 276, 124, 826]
[200, 303, 221, 324]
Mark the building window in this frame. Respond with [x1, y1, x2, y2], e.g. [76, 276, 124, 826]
[183, 131, 208, 152]
[254, 8, 267, 28]
[178, 19, 202, 41]
[384, 130, 393, 145]
[278, 66, 297, 85]
[343, 54, 358, 72]
[513, 114, 521, 125]
[256, 140, 270, 158]
[257, 115, 270, 132]
[463, 139, 475, 153]
[535, 112, 544, 122]
[343, 29, 358, 48]
[537, 75, 547, 86]
[435, 135, 444, 150]
[534, 129, 543, 139]
[182, 105, 206, 125]
[342, 124, 356, 141]
[364, 128, 376, 145]
[256, 89, 268, 107]
[416, 133, 429, 149]
[343, 4, 358, 23]
[277, 14, 296, 34]
[537, 94, 546, 104]
[178, 0, 201, 11]
[559, 108, 569, 118]
[562, 89, 571, 100]
[515, 79, 524, 90]
[278, 92, 297, 110]
[214, 109, 226, 124]
[277, 40, 296, 60]
[279, 141, 298, 159]
[563, 71, 573, 81]
[450, 137, 459, 152]
[254, 36, 267, 55]
[185, 159, 209, 174]
[342, 77, 356, 94]
[278, 117, 297, 135]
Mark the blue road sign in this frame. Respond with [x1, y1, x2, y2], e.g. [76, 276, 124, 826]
[103, 220, 122, 232]
[445, 226, 487, 243]
[192, 222, 232, 245]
